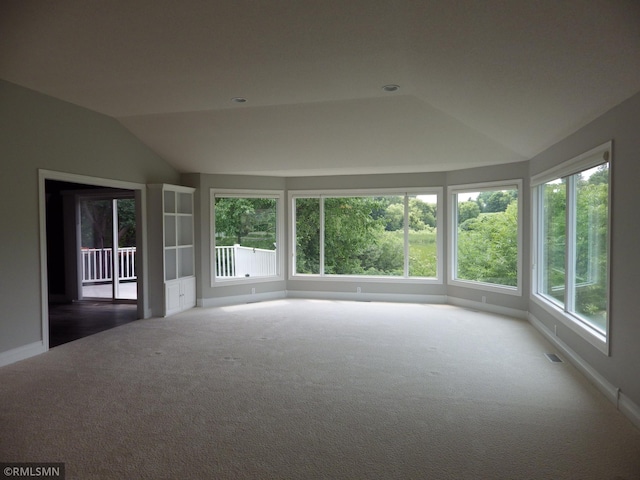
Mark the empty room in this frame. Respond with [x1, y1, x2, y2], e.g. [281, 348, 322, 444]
[1, 1, 640, 478]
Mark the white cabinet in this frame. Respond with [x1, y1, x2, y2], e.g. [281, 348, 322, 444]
[148, 184, 196, 316]
[165, 276, 196, 316]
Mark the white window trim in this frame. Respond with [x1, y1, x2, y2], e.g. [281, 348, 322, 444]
[288, 187, 443, 284]
[447, 179, 523, 296]
[530, 141, 612, 355]
[210, 189, 285, 286]
[531, 141, 611, 187]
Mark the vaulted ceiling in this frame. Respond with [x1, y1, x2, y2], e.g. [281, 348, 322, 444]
[2, 0, 639, 176]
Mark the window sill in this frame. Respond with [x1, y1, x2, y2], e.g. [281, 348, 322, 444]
[288, 274, 443, 284]
[212, 275, 284, 287]
[531, 294, 609, 355]
[448, 278, 521, 296]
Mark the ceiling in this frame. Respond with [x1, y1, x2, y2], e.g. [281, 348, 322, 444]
[2, 0, 639, 177]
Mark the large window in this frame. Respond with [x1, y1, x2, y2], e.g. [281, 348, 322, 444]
[533, 142, 611, 350]
[291, 190, 441, 281]
[449, 181, 522, 293]
[212, 190, 283, 283]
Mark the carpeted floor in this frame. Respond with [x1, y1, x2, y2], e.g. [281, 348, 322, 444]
[1, 299, 639, 479]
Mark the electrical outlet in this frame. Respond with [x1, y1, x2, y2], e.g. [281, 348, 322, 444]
[251, 287, 256, 295]
[357, 287, 362, 294]
[481, 296, 486, 303]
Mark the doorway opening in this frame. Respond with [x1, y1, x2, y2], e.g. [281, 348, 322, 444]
[44, 179, 142, 347]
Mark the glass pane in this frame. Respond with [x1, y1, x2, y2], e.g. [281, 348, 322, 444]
[164, 215, 176, 247]
[324, 196, 402, 276]
[80, 199, 113, 298]
[164, 190, 175, 213]
[540, 180, 566, 306]
[408, 194, 437, 278]
[165, 249, 177, 281]
[455, 188, 518, 287]
[177, 192, 192, 214]
[178, 216, 193, 246]
[178, 246, 194, 277]
[214, 197, 277, 278]
[573, 164, 608, 333]
[295, 198, 321, 274]
[116, 198, 137, 300]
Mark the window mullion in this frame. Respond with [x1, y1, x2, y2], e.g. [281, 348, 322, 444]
[565, 176, 576, 314]
[403, 194, 409, 277]
[320, 196, 325, 276]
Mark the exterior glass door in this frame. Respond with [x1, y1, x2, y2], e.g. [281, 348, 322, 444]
[80, 197, 137, 300]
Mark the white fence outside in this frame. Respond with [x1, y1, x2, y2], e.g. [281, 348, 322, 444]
[82, 247, 137, 284]
[216, 245, 277, 278]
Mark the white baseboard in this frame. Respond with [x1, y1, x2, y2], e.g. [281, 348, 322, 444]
[200, 290, 287, 308]
[286, 290, 447, 304]
[447, 296, 528, 320]
[528, 313, 640, 430]
[619, 392, 640, 431]
[0, 341, 47, 368]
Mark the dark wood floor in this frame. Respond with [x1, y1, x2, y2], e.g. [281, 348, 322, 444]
[49, 301, 138, 347]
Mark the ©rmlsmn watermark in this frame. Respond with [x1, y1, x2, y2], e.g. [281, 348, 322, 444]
[1, 464, 65, 480]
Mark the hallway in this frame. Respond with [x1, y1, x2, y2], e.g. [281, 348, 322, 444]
[49, 301, 137, 347]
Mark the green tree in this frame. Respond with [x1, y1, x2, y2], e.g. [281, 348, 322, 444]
[214, 197, 276, 248]
[541, 181, 566, 303]
[410, 198, 436, 228]
[457, 202, 518, 286]
[295, 196, 438, 277]
[117, 199, 136, 247]
[384, 203, 404, 231]
[324, 197, 386, 274]
[81, 200, 112, 249]
[574, 169, 609, 322]
[80, 198, 136, 252]
[458, 201, 480, 224]
[295, 198, 321, 274]
[359, 232, 404, 275]
[477, 190, 517, 213]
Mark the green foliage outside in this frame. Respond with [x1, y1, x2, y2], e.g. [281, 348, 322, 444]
[214, 197, 277, 250]
[541, 165, 609, 331]
[456, 200, 518, 286]
[81, 198, 136, 248]
[294, 196, 438, 277]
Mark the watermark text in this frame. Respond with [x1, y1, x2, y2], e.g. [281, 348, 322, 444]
[1, 464, 65, 480]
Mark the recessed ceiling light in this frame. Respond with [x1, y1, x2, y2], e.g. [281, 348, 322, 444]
[382, 84, 400, 92]
[232, 97, 247, 103]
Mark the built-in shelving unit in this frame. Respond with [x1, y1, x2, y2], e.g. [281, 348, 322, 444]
[148, 184, 196, 316]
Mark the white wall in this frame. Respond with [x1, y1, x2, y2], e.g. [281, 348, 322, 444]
[0, 80, 179, 355]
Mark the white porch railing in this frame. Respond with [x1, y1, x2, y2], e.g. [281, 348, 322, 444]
[81, 247, 137, 284]
[216, 244, 276, 278]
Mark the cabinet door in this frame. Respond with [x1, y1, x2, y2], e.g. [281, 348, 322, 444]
[165, 281, 181, 315]
[182, 277, 196, 309]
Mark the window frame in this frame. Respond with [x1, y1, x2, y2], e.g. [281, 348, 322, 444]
[447, 179, 523, 295]
[531, 141, 612, 354]
[210, 189, 285, 286]
[288, 187, 443, 283]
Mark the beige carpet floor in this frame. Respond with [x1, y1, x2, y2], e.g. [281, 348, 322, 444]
[1, 299, 639, 479]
